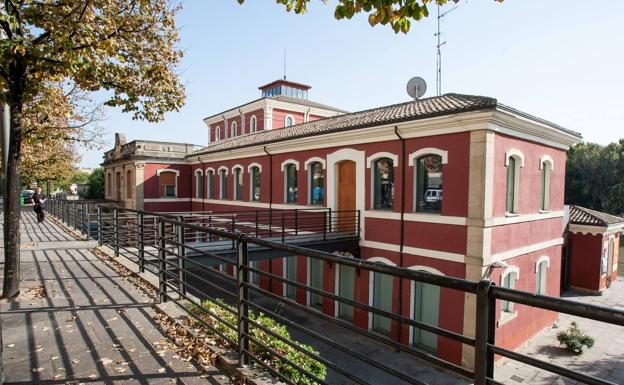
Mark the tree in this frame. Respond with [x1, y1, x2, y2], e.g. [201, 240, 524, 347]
[565, 139, 624, 216]
[0, 1, 185, 298]
[240, 0, 503, 33]
[87, 168, 105, 199]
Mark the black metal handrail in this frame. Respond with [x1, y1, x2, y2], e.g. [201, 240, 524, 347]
[47, 201, 624, 385]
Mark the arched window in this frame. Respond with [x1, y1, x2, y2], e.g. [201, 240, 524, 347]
[195, 170, 203, 198]
[285, 115, 295, 127]
[158, 171, 177, 198]
[126, 169, 133, 199]
[308, 256, 323, 308]
[501, 268, 519, 313]
[107, 173, 112, 197]
[415, 154, 443, 213]
[207, 170, 214, 199]
[215, 126, 221, 142]
[506, 154, 522, 214]
[115, 171, 122, 201]
[285, 163, 298, 203]
[233, 167, 243, 200]
[540, 160, 552, 211]
[219, 169, 228, 199]
[535, 257, 550, 295]
[250, 166, 261, 201]
[309, 162, 324, 205]
[250, 115, 257, 133]
[373, 158, 394, 210]
[369, 259, 394, 335]
[284, 256, 297, 299]
[230, 121, 238, 137]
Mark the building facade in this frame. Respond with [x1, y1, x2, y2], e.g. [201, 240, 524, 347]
[102, 80, 582, 368]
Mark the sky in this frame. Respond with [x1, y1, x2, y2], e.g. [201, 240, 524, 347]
[80, 0, 624, 167]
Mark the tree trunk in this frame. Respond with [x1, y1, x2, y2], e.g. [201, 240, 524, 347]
[2, 95, 24, 299]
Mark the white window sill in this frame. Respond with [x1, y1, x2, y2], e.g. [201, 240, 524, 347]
[505, 212, 520, 218]
[539, 210, 551, 214]
[498, 311, 518, 326]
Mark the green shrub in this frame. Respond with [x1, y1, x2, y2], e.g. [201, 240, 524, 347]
[556, 322, 595, 355]
[188, 299, 326, 385]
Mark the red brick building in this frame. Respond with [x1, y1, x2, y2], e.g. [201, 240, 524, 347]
[102, 79, 582, 368]
[564, 206, 623, 293]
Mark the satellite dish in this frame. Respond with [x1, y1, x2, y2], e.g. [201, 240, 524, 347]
[406, 77, 427, 99]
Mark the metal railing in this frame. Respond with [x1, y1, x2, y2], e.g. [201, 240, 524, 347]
[47, 201, 624, 385]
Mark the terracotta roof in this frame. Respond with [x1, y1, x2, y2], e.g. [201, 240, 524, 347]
[568, 206, 624, 226]
[195, 93, 502, 155]
[259, 79, 312, 90]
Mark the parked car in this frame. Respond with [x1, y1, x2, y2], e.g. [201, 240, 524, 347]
[424, 189, 442, 206]
[21, 190, 34, 204]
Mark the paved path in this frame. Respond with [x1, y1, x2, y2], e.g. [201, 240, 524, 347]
[495, 279, 624, 385]
[1, 211, 231, 385]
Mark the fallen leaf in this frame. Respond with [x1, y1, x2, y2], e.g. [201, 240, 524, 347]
[99, 357, 113, 365]
[88, 373, 98, 379]
[32, 367, 45, 373]
[157, 367, 166, 373]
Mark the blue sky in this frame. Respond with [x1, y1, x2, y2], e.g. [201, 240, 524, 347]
[81, 0, 624, 167]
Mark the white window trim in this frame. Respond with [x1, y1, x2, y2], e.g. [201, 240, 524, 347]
[280, 159, 300, 171]
[500, 265, 520, 319]
[327, 148, 367, 237]
[504, 149, 525, 168]
[219, 168, 228, 199]
[215, 126, 221, 142]
[247, 163, 262, 173]
[232, 165, 243, 201]
[408, 148, 449, 166]
[535, 255, 550, 272]
[230, 121, 238, 137]
[366, 257, 396, 330]
[539, 155, 554, 171]
[194, 169, 204, 198]
[206, 168, 215, 199]
[217, 166, 229, 175]
[304, 157, 326, 170]
[540, 159, 552, 212]
[250, 115, 257, 133]
[284, 114, 295, 127]
[156, 168, 180, 177]
[366, 152, 399, 168]
[506, 154, 522, 215]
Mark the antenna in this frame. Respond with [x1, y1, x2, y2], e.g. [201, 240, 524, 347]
[435, 4, 458, 96]
[283, 46, 287, 80]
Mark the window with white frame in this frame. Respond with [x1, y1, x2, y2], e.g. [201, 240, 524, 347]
[285, 115, 295, 127]
[501, 268, 519, 313]
[231, 121, 238, 137]
[250, 166, 261, 201]
[250, 115, 257, 133]
[535, 257, 549, 295]
[308, 162, 324, 205]
[285, 163, 298, 203]
[215, 126, 221, 142]
[233, 167, 243, 200]
[159, 171, 177, 198]
[540, 160, 552, 211]
[415, 154, 443, 213]
[207, 170, 214, 199]
[373, 158, 394, 210]
[220, 169, 228, 199]
[195, 170, 203, 198]
[505, 153, 522, 214]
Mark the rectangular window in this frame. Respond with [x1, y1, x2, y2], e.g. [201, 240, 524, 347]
[285, 164, 298, 203]
[234, 168, 242, 200]
[541, 162, 551, 211]
[536, 262, 548, 295]
[373, 158, 394, 210]
[309, 163, 324, 205]
[415, 155, 443, 213]
[159, 171, 177, 198]
[207, 171, 214, 199]
[220, 171, 227, 199]
[506, 157, 516, 213]
[251, 167, 261, 201]
[165, 185, 175, 197]
[285, 256, 297, 299]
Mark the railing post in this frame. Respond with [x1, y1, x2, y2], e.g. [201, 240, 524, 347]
[158, 219, 167, 303]
[357, 210, 361, 237]
[474, 280, 495, 385]
[113, 208, 119, 257]
[237, 235, 250, 366]
[255, 211, 259, 236]
[177, 215, 186, 296]
[328, 207, 332, 233]
[231, 214, 236, 250]
[281, 212, 285, 243]
[97, 206, 102, 247]
[208, 214, 213, 242]
[323, 211, 327, 240]
[138, 211, 145, 273]
[81, 202, 87, 237]
[295, 209, 298, 236]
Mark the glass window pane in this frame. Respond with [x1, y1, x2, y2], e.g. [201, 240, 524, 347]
[234, 169, 242, 200]
[415, 155, 443, 213]
[221, 171, 227, 199]
[251, 166, 261, 201]
[286, 164, 298, 203]
[310, 162, 324, 205]
[208, 171, 214, 199]
[506, 157, 516, 213]
[374, 158, 394, 209]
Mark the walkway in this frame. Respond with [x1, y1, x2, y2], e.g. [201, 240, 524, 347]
[496, 280, 624, 384]
[1, 211, 231, 385]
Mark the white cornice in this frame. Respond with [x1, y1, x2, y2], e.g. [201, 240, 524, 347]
[360, 240, 465, 263]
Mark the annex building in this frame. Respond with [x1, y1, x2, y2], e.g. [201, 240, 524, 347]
[102, 79, 582, 368]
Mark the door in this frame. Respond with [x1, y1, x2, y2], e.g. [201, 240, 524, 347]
[412, 280, 440, 353]
[607, 238, 615, 287]
[338, 265, 356, 320]
[309, 257, 324, 308]
[337, 161, 356, 232]
[372, 271, 393, 334]
[115, 172, 122, 201]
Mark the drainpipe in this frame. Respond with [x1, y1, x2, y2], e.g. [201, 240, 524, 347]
[264, 145, 274, 292]
[394, 125, 406, 347]
[198, 156, 206, 214]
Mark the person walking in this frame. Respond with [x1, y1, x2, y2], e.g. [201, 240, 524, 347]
[32, 187, 46, 223]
